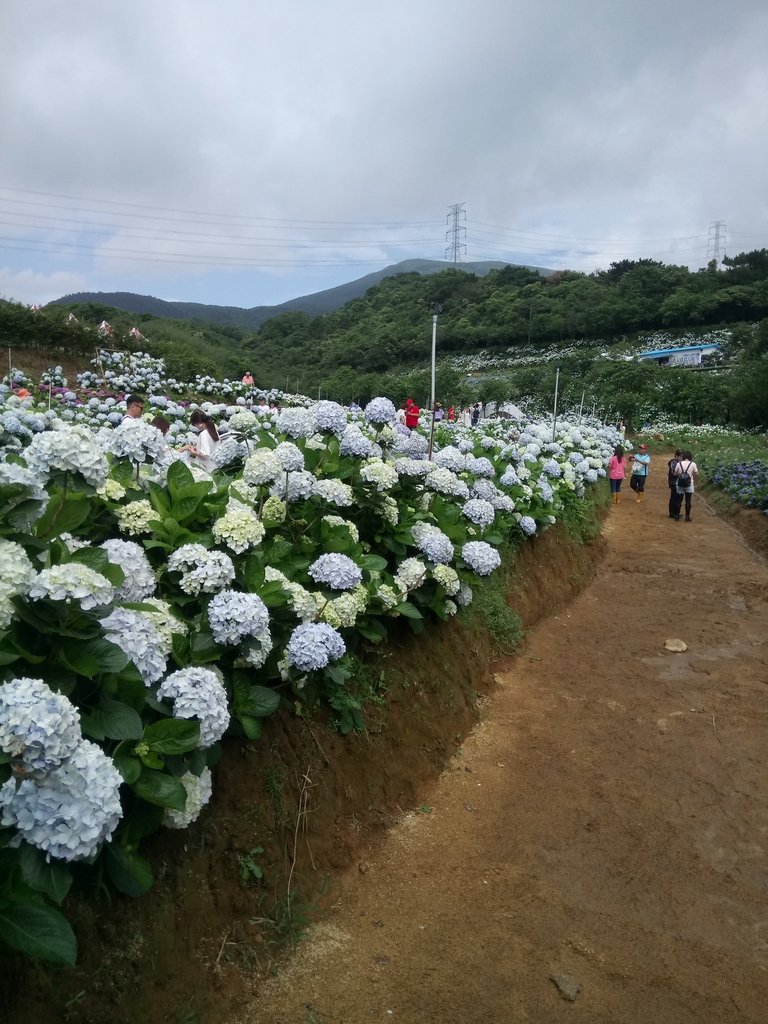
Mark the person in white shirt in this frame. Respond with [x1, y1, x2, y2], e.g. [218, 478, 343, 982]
[180, 410, 220, 472]
[673, 450, 699, 522]
[120, 394, 145, 425]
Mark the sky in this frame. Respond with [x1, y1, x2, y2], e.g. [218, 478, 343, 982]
[1, 0, 767, 310]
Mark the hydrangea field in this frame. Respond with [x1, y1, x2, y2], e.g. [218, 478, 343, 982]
[704, 460, 768, 512]
[0, 350, 619, 966]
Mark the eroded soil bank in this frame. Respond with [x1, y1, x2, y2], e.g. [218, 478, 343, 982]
[233, 472, 768, 1024]
[2, 505, 605, 1024]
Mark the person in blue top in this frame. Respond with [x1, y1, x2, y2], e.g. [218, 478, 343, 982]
[629, 443, 651, 503]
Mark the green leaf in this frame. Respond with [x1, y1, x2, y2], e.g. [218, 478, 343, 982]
[189, 629, 221, 665]
[238, 714, 263, 740]
[143, 719, 200, 755]
[171, 495, 203, 521]
[35, 492, 91, 541]
[235, 684, 280, 719]
[359, 554, 388, 572]
[0, 902, 77, 965]
[103, 844, 154, 898]
[166, 459, 195, 496]
[18, 846, 72, 905]
[58, 637, 128, 678]
[395, 602, 423, 619]
[112, 746, 141, 784]
[81, 699, 143, 742]
[171, 631, 190, 667]
[132, 768, 188, 810]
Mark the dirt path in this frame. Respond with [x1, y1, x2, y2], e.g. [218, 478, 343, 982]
[232, 469, 768, 1024]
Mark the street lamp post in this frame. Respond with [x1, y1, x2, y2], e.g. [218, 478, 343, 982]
[427, 304, 441, 459]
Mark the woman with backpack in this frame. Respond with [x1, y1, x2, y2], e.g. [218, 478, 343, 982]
[673, 450, 699, 522]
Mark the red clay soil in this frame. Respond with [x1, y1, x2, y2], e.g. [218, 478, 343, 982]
[233, 471, 768, 1024]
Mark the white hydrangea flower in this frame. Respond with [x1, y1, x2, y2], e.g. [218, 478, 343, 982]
[114, 499, 158, 536]
[376, 584, 400, 610]
[108, 420, 166, 464]
[101, 538, 156, 602]
[318, 585, 368, 628]
[431, 564, 461, 596]
[243, 448, 281, 486]
[0, 739, 123, 861]
[360, 459, 399, 491]
[395, 557, 428, 592]
[286, 622, 346, 671]
[425, 466, 470, 499]
[157, 667, 230, 749]
[276, 407, 313, 438]
[308, 553, 363, 591]
[24, 424, 109, 487]
[100, 608, 169, 685]
[163, 768, 213, 829]
[395, 458, 432, 478]
[273, 441, 305, 472]
[312, 479, 354, 507]
[0, 540, 36, 629]
[0, 677, 82, 775]
[461, 541, 502, 576]
[378, 494, 400, 526]
[432, 446, 467, 472]
[167, 544, 236, 595]
[97, 478, 127, 501]
[212, 500, 266, 554]
[456, 582, 474, 607]
[28, 563, 114, 610]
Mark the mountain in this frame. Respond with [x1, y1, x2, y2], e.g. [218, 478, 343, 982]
[48, 258, 553, 329]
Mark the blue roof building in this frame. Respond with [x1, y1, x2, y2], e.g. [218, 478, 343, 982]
[636, 343, 720, 367]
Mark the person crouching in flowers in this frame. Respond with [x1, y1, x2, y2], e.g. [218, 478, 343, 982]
[607, 444, 627, 505]
[180, 410, 220, 472]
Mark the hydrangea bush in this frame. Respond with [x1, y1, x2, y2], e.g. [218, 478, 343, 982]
[0, 358, 619, 965]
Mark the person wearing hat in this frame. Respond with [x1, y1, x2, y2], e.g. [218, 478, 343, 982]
[404, 398, 420, 430]
[629, 443, 651, 502]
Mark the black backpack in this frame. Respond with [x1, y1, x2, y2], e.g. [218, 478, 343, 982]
[677, 461, 692, 488]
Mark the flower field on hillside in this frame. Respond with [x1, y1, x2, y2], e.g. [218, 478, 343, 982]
[0, 352, 618, 966]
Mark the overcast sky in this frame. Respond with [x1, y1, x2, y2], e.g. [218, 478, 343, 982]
[1, 0, 767, 309]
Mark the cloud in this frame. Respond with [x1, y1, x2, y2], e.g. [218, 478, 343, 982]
[1, 0, 767, 306]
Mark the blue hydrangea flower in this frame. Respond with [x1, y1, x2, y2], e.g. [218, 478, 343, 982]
[208, 590, 270, 646]
[462, 498, 496, 527]
[520, 515, 538, 536]
[0, 677, 82, 775]
[158, 667, 230, 749]
[308, 553, 363, 590]
[100, 608, 169, 685]
[0, 739, 123, 861]
[286, 622, 346, 671]
[364, 397, 397, 425]
[311, 400, 348, 436]
[461, 541, 502, 576]
[339, 425, 375, 458]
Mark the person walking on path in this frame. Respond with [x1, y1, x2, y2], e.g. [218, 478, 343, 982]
[667, 449, 683, 519]
[629, 443, 651, 502]
[607, 444, 628, 504]
[673, 449, 699, 521]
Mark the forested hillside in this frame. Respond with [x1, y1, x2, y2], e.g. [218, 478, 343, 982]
[3, 250, 768, 427]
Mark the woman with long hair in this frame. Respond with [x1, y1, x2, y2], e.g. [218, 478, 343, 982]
[181, 409, 220, 472]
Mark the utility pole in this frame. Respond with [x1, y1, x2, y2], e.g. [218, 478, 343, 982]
[707, 220, 726, 265]
[445, 203, 467, 264]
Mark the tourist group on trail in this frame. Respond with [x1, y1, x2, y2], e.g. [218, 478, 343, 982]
[606, 444, 699, 521]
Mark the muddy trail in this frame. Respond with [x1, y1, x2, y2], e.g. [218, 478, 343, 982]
[232, 469, 768, 1024]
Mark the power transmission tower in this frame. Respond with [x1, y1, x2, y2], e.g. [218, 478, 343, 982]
[445, 203, 467, 264]
[707, 220, 726, 265]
